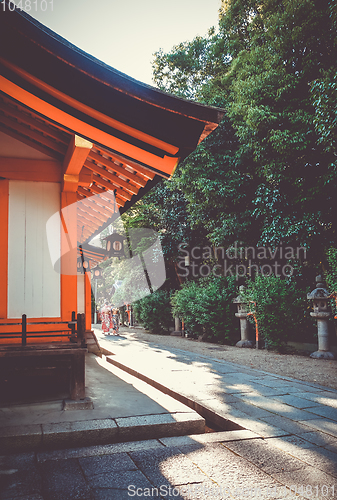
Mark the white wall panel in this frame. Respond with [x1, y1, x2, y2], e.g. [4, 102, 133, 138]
[77, 274, 85, 314]
[8, 181, 61, 318]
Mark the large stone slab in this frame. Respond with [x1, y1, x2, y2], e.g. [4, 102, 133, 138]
[115, 412, 205, 442]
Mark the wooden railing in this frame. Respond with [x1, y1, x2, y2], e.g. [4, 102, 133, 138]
[0, 312, 86, 347]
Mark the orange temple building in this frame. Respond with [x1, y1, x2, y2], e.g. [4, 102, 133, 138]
[0, 4, 224, 403]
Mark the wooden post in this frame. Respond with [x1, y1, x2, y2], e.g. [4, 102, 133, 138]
[77, 313, 86, 347]
[69, 310, 77, 342]
[21, 314, 27, 346]
[69, 350, 85, 400]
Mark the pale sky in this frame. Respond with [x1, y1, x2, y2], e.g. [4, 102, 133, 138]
[25, 0, 222, 86]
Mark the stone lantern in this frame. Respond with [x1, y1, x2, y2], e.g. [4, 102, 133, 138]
[233, 285, 254, 348]
[307, 275, 334, 359]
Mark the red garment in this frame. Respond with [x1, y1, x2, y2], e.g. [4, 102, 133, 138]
[101, 306, 112, 333]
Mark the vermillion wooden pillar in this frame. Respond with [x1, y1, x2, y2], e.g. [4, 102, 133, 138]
[61, 135, 92, 321]
[60, 192, 78, 320]
[0, 180, 9, 319]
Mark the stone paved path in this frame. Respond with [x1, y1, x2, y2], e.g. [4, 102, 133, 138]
[104, 326, 337, 390]
[1, 326, 337, 500]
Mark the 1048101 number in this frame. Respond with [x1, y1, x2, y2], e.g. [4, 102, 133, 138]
[1, 0, 53, 12]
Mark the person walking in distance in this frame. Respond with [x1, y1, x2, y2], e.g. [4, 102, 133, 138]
[112, 308, 119, 335]
[101, 301, 112, 335]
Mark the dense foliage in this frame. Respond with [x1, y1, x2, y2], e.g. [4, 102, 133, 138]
[171, 276, 238, 343]
[242, 274, 312, 350]
[133, 290, 173, 335]
[153, 0, 337, 264]
[324, 247, 337, 318]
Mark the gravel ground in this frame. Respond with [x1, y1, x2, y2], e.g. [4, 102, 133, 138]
[118, 326, 337, 391]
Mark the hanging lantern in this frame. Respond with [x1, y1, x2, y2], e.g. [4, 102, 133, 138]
[77, 254, 90, 274]
[104, 233, 125, 259]
[92, 265, 103, 280]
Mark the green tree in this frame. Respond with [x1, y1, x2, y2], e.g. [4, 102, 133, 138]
[153, 0, 337, 264]
[173, 116, 259, 247]
[221, 0, 337, 255]
[311, 71, 337, 157]
[122, 180, 210, 288]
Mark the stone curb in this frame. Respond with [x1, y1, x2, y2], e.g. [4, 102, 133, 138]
[0, 411, 205, 454]
[35, 429, 262, 463]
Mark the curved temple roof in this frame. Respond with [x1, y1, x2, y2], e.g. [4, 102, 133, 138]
[0, 2, 225, 248]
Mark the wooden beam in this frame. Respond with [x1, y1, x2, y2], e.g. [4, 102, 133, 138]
[77, 221, 100, 234]
[77, 187, 123, 213]
[91, 175, 133, 201]
[77, 218, 100, 234]
[0, 158, 62, 182]
[77, 210, 103, 227]
[0, 123, 61, 160]
[84, 159, 139, 195]
[0, 94, 74, 138]
[83, 198, 117, 218]
[63, 135, 93, 192]
[0, 76, 180, 176]
[77, 186, 94, 200]
[77, 209, 103, 226]
[95, 146, 156, 180]
[0, 99, 69, 144]
[92, 176, 133, 202]
[83, 184, 124, 208]
[77, 204, 106, 223]
[0, 58, 179, 155]
[79, 199, 113, 219]
[89, 151, 147, 188]
[78, 228, 98, 243]
[0, 113, 66, 155]
[79, 167, 93, 187]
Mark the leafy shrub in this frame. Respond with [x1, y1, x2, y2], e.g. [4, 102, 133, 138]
[325, 247, 337, 317]
[133, 289, 172, 334]
[243, 274, 308, 350]
[171, 275, 237, 343]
